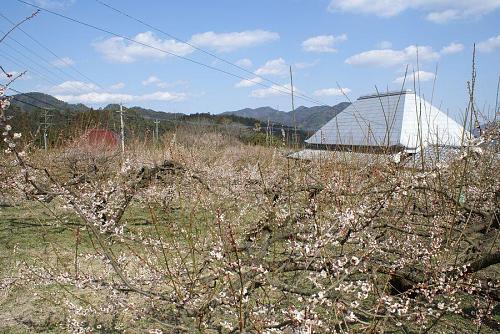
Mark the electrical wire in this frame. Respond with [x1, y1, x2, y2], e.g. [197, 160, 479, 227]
[0, 27, 95, 87]
[0, 10, 104, 90]
[15, 0, 326, 106]
[8, 87, 65, 110]
[11, 95, 54, 111]
[7, 88, 294, 134]
[0, 50, 61, 86]
[0, 39, 109, 96]
[1, 40, 74, 83]
[93, 0, 328, 106]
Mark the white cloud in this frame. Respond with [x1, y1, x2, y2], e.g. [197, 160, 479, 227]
[235, 77, 263, 88]
[477, 35, 500, 53]
[237, 59, 317, 88]
[50, 79, 186, 104]
[34, 0, 75, 9]
[377, 41, 393, 49]
[327, 0, 500, 23]
[328, 0, 408, 17]
[393, 70, 436, 84]
[51, 57, 75, 68]
[302, 34, 347, 53]
[142, 75, 162, 86]
[189, 30, 279, 52]
[138, 91, 186, 102]
[141, 76, 183, 89]
[255, 58, 288, 76]
[345, 45, 440, 67]
[93, 31, 195, 63]
[313, 87, 351, 97]
[2, 71, 31, 81]
[157, 80, 188, 89]
[109, 82, 125, 90]
[95, 30, 278, 62]
[55, 91, 186, 104]
[55, 92, 134, 104]
[440, 42, 464, 54]
[235, 58, 253, 68]
[156, 82, 170, 88]
[49, 81, 99, 94]
[294, 60, 320, 69]
[426, 9, 461, 23]
[250, 84, 292, 98]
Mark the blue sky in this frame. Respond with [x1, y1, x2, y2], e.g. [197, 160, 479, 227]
[0, 0, 499, 121]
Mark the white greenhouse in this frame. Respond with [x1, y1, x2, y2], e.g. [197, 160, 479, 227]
[305, 90, 469, 153]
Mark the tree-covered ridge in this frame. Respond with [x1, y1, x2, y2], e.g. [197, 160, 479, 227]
[7, 92, 306, 148]
[223, 102, 350, 131]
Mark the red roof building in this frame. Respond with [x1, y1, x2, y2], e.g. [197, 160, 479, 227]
[80, 129, 119, 149]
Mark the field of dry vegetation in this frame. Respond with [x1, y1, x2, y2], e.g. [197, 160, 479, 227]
[0, 119, 499, 333]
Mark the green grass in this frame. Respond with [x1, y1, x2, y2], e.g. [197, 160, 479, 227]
[0, 199, 213, 333]
[0, 202, 73, 332]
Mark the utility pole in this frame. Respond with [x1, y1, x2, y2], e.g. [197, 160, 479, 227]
[154, 119, 160, 142]
[289, 66, 297, 147]
[266, 118, 270, 146]
[272, 105, 280, 146]
[270, 122, 274, 146]
[116, 103, 125, 154]
[40, 110, 53, 150]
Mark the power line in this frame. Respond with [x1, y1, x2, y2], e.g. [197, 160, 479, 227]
[1, 40, 73, 83]
[41, 108, 53, 149]
[289, 65, 297, 146]
[7, 95, 295, 144]
[116, 102, 125, 154]
[0, 27, 94, 87]
[9, 89, 297, 131]
[10, 95, 54, 111]
[93, 0, 328, 106]
[7, 92, 56, 149]
[1, 8, 125, 122]
[0, 49, 61, 86]
[156, 117, 294, 131]
[7, 87, 299, 140]
[15, 0, 325, 106]
[0, 39, 107, 98]
[8, 87, 66, 110]
[153, 118, 160, 141]
[0, 9, 38, 44]
[0, 39, 105, 96]
[8, 84, 302, 130]
[0, 10, 115, 98]
[0, 10, 104, 90]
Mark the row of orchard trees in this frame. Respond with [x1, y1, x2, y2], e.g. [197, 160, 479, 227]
[6, 103, 173, 149]
[6, 102, 304, 150]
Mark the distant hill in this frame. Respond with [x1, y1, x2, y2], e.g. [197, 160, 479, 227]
[10, 92, 91, 113]
[223, 102, 350, 131]
[102, 104, 184, 121]
[6, 92, 306, 148]
[9, 92, 349, 133]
